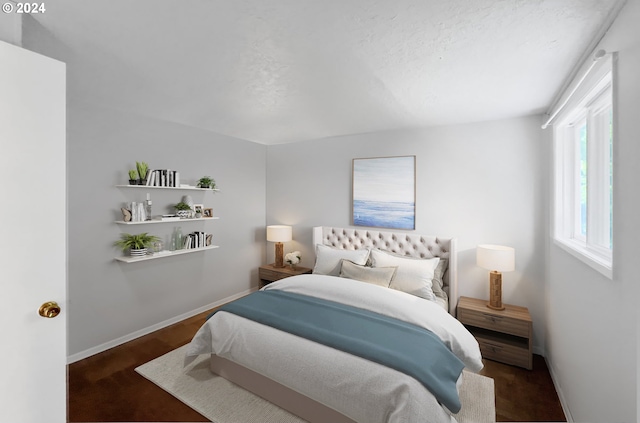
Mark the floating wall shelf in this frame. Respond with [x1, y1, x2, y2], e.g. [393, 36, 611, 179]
[114, 245, 220, 263]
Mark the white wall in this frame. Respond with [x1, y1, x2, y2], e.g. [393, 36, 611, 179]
[267, 115, 548, 353]
[23, 25, 268, 360]
[545, 1, 639, 421]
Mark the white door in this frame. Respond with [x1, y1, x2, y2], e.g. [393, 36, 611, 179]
[0, 41, 67, 422]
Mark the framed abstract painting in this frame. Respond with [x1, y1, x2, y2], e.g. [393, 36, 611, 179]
[352, 155, 415, 230]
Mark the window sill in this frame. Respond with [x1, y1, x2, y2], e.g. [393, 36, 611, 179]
[553, 238, 612, 279]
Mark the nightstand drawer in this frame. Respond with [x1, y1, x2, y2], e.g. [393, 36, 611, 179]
[477, 336, 531, 369]
[458, 307, 530, 338]
[259, 268, 289, 282]
[259, 264, 313, 286]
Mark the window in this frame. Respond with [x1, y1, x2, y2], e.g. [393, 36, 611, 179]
[552, 57, 613, 278]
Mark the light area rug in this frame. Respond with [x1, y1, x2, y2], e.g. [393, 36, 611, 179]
[136, 344, 496, 423]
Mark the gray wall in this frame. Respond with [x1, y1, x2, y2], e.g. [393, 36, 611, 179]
[545, 1, 638, 421]
[23, 29, 267, 359]
[0, 12, 21, 46]
[266, 115, 548, 354]
[64, 103, 266, 358]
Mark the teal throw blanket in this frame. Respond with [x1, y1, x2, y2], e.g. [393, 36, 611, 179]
[212, 290, 465, 413]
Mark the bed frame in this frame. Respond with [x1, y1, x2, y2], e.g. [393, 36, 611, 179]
[209, 226, 459, 422]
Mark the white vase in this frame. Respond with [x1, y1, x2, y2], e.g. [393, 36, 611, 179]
[182, 195, 194, 208]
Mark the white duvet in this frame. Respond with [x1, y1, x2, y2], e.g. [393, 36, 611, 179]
[187, 274, 483, 423]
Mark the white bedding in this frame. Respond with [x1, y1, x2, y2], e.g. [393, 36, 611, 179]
[186, 274, 483, 423]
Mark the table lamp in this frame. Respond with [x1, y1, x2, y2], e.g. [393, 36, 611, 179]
[476, 244, 515, 310]
[267, 225, 292, 268]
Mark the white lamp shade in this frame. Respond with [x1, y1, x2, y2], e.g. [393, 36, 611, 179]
[477, 244, 515, 272]
[266, 225, 292, 243]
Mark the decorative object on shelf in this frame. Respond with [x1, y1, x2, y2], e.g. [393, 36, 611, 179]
[285, 251, 301, 270]
[114, 232, 161, 257]
[193, 204, 203, 218]
[170, 227, 184, 251]
[203, 208, 213, 218]
[266, 225, 292, 268]
[128, 169, 138, 185]
[476, 244, 515, 310]
[197, 176, 216, 189]
[136, 161, 149, 185]
[182, 195, 194, 208]
[145, 193, 152, 221]
[174, 201, 193, 218]
[121, 207, 132, 222]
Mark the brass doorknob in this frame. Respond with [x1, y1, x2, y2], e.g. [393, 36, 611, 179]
[38, 301, 61, 318]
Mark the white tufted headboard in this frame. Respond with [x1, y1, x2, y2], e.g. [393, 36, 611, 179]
[312, 226, 458, 315]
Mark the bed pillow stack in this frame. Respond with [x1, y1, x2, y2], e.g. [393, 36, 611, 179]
[313, 244, 445, 303]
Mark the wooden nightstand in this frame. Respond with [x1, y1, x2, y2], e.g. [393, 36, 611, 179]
[457, 296, 533, 370]
[259, 263, 312, 286]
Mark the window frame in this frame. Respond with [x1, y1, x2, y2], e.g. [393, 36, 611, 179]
[552, 63, 613, 279]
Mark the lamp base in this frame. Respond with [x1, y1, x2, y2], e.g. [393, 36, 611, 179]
[486, 271, 505, 310]
[486, 303, 505, 311]
[274, 242, 285, 268]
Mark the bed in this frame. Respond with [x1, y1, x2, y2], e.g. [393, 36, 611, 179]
[186, 226, 483, 423]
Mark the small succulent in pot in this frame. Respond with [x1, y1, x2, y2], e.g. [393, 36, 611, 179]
[128, 169, 138, 185]
[197, 176, 215, 189]
[136, 161, 149, 184]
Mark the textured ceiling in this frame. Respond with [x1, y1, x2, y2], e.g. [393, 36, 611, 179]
[32, 0, 622, 144]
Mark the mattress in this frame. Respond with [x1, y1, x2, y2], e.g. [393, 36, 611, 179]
[186, 274, 483, 423]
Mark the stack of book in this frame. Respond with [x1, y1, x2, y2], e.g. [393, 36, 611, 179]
[183, 231, 213, 249]
[129, 202, 147, 222]
[146, 169, 180, 187]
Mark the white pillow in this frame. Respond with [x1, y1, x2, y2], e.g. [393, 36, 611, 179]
[369, 249, 439, 301]
[313, 244, 370, 276]
[339, 259, 397, 288]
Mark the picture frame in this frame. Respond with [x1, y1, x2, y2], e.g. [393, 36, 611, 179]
[352, 155, 415, 230]
[193, 204, 204, 215]
[203, 208, 213, 218]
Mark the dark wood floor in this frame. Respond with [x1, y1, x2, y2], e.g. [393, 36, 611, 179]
[68, 308, 566, 422]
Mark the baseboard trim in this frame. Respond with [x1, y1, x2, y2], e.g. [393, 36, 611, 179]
[67, 287, 259, 364]
[544, 355, 574, 422]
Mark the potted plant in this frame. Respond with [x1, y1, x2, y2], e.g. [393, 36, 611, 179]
[136, 161, 149, 185]
[197, 176, 216, 189]
[128, 169, 138, 185]
[174, 201, 193, 218]
[114, 232, 160, 257]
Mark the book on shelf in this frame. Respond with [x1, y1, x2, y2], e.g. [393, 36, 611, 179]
[146, 169, 181, 187]
[155, 215, 181, 221]
[183, 231, 212, 249]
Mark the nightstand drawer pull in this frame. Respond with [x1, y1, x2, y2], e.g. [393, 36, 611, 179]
[481, 313, 503, 323]
[483, 343, 503, 354]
